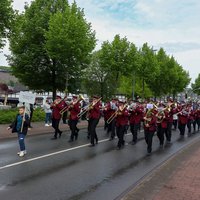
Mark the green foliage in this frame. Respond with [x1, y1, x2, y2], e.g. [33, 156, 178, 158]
[0, 108, 45, 124]
[0, 66, 11, 71]
[192, 74, 200, 95]
[83, 40, 190, 99]
[6, 0, 190, 99]
[83, 35, 139, 98]
[82, 51, 113, 100]
[8, 0, 96, 99]
[0, 0, 13, 49]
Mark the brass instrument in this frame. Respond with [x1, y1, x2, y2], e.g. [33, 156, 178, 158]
[60, 94, 84, 115]
[52, 96, 67, 106]
[144, 108, 155, 126]
[77, 97, 102, 119]
[107, 103, 128, 124]
[156, 110, 165, 123]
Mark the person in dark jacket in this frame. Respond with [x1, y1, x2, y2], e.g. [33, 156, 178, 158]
[7, 106, 30, 157]
[144, 110, 157, 155]
[88, 96, 102, 147]
[68, 96, 81, 142]
[50, 95, 66, 140]
[115, 101, 129, 150]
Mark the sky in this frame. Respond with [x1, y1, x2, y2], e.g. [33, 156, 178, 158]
[1, 0, 199, 84]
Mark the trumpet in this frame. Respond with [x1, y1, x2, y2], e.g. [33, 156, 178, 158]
[107, 103, 128, 124]
[60, 94, 84, 115]
[77, 97, 102, 119]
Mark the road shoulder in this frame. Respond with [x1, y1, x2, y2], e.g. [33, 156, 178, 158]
[122, 135, 200, 200]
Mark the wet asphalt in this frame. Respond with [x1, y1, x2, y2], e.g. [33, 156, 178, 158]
[0, 125, 200, 200]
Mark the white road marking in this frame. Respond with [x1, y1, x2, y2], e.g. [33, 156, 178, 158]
[0, 132, 136, 170]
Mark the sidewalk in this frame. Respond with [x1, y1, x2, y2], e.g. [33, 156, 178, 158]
[0, 119, 104, 140]
[122, 136, 200, 200]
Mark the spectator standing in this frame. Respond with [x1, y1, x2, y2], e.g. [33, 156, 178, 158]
[43, 99, 52, 126]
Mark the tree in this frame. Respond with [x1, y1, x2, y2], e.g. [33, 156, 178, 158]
[137, 43, 159, 99]
[0, 0, 13, 49]
[82, 51, 115, 100]
[8, 0, 96, 99]
[99, 35, 138, 96]
[192, 74, 200, 95]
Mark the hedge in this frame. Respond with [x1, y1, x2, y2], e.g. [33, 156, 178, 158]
[0, 108, 45, 124]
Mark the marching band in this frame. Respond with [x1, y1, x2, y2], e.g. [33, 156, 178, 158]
[50, 95, 200, 155]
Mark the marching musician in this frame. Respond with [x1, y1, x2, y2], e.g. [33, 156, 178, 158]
[50, 95, 66, 140]
[129, 100, 143, 145]
[166, 101, 177, 144]
[196, 107, 200, 132]
[88, 96, 102, 147]
[105, 98, 118, 140]
[103, 101, 109, 131]
[156, 103, 165, 147]
[187, 104, 194, 135]
[144, 108, 157, 155]
[115, 101, 129, 150]
[177, 104, 188, 137]
[68, 96, 81, 142]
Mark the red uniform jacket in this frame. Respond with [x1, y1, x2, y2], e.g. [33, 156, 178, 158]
[144, 115, 157, 132]
[168, 109, 177, 123]
[69, 103, 81, 120]
[195, 110, 200, 119]
[88, 102, 101, 120]
[51, 101, 66, 120]
[161, 111, 170, 129]
[178, 113, 188, 125]
[129, 107, 143, 125]
[188, 110, 195, 121]
[103, 102, 116, 120]
[116, 109, 129, 127]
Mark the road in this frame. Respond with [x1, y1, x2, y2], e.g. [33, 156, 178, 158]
[0, 126, 199, 200]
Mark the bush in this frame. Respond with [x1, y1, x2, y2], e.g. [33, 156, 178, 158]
[0, 108, 46, 124]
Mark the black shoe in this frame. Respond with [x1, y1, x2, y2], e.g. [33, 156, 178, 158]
[51, 137, 57, 140]
[147, 152, 151, 156]
[159, 144, 164, 149]
[96, 139, 98, 144]
[87, 135, 90, 139]
[131, 141, 137, 145]
[75, 135, 78, 140]
[109, 137, 114, 141]
[68, 139, 74, 143]
[59, 131, 63, 138]
[89, 144, 95, 147]
[166, 140, 171, 144]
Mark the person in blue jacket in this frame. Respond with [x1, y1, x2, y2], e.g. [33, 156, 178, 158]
[7, 106, 30, 157]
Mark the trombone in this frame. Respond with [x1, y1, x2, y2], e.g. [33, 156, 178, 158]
[106, 103, 128, 124]
[60, 95, 84, 115]
[77, 97, 102, 119]
[52, 96, 67, 106]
